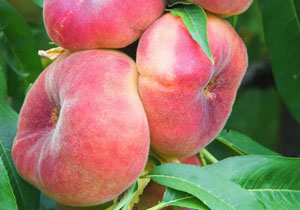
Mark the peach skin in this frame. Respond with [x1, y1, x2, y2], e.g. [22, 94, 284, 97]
[190, 0, 253, 17]
[43, 0, 166, 51]
[137, 13, 248, 157]
[12, 50, 150, 207]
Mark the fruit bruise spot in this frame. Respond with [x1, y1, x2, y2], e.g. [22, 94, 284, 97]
[129, 23, 145, 33]
[51, 10, 73, 44]
[51, 107, 60, 126]
[204, 77, 216, 99]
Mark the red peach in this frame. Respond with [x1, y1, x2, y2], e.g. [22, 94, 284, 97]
[136, 155, 201, 210]
[137, 13, 248, 157]
[190, 0, 253, 17]
[12, 50, 150, 207]
[179, 155, 202, 166]
[43, 0, 166, 51]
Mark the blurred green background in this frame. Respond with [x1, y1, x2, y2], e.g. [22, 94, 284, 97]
[225, 0, 300, 157]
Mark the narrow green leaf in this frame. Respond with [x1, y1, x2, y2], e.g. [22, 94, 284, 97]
[0, 156, 18, 210]
[113, 182, 138, 210]
[0, 0, 42, 82]
[25, 83, 33, 95]
[207, 155, 300, 210]
[148, 155, 162, 166]
[228, 15, 239, 29]
[32, 0, 44, 8]
[146, 163, 266, 210]
[258, 0, 300, 124]
[216, 130, 280, 156]
[167, 0, 193, 7]
[0, 66, 40, 210]
[169, 5, 215, 64]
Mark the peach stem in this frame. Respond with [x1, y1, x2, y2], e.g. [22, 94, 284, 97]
[200, 149, 218, 164]
[146, 201, 170, 210]
[198, 152, 207, 166]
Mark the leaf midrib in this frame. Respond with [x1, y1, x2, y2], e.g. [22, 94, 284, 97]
[163, 195, 194, 206]
[248, 189, 300, 193]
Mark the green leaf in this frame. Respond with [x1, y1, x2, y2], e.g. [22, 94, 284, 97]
[148, 188, 208, 210]
[206, 140, 239, 161]
[25, 83, 33, 95]
[0, 155, 18, 210]
[32, 0, 44, 8]
[163, 188, 208, 210]
[167, 0, 193, 7]
[0, 64, 18, 150]
[0, 141, 40, 210]
[216, 130, 280, 156]
[207, 155, 300, 210]
[169, 4, 215, 64]
[0, 66, 40, 210]
[227, 15, 239, 29]
[225, 88, 281, 149]
[258, 0, 300, 124]
[0, 0, 42, 82]
[148, 155, 162, 166]
[146, 163, 266, 210]
[113, 182, 138, 210]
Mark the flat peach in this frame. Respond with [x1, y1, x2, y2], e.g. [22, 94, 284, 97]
[137, 13, 248, 157]
[12, 50, 150, 206]
[44, 0, 166, 50]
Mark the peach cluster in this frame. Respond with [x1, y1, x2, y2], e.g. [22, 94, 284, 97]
[12, 0, 251, 208]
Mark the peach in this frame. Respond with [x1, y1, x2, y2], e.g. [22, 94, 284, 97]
[190, 0, 253, 17]
[43, 0, 166, 51]
[136, 155, 201, 210]
[12, 50, 150, 206]
[137, 13, 248, 157]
